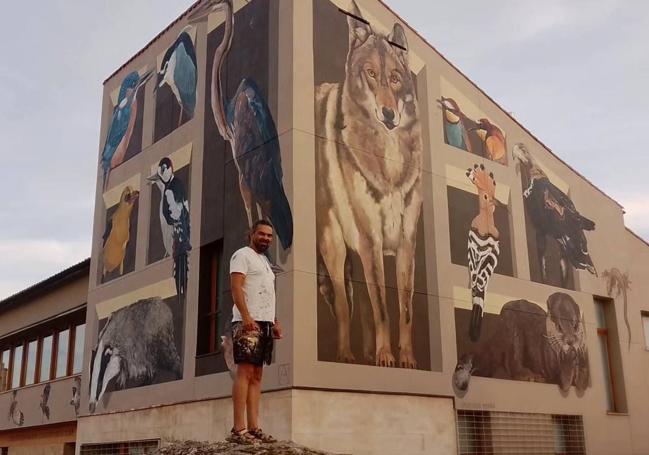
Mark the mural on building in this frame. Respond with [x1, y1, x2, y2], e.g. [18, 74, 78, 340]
[314, 0, 433, 370]
[70, 377, 81, 416]
[513, 143, 597, 289]
[39, 383, 51, 420]
[454, 292, 590, 395]
[191, 0, 293, 253]
[148, 157, 192, 298]
[8, 390, 24, 426]
[100, 70, 151, 189]
[88, 296, 183, 413]
[154, 26, 197, 141]
[101, 186, 139, 283]
[603, 268, 632, 350]
[466, 164, 500, 342]
[438, 96, 507, 164]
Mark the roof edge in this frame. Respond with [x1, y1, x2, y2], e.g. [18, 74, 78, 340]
[0, 258, 90, 311]
[625, 227, 649, 249]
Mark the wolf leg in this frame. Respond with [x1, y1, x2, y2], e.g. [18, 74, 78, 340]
[357, 234, 394, 367]
[320, 216, 355, 363]
[396, 189, 422, 369]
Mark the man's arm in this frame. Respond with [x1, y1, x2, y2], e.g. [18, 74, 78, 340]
[231, 272, 259, 332]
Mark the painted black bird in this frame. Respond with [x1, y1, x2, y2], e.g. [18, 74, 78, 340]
[513, 143, 597, 286]
[156, 26, 197, 127]
[149, 158, 191, 297]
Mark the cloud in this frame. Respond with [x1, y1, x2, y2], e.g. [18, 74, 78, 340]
[0, 238, 90, 301]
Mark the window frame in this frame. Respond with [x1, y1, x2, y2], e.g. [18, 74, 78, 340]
[0, 307, 86, 392]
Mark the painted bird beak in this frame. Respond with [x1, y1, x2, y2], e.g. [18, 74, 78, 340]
[187, 0, 229, 24]
[138, 70, 154, 88]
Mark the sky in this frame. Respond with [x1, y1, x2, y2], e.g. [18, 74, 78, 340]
[0, 0, 647, 300]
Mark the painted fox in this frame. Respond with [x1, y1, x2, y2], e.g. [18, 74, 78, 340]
[316, 1, 423, 368]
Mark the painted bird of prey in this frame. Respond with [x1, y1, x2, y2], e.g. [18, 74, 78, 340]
[101, 70, 152, 190]
[472, 118, 507, 163]
[148, 157, 191, 298]
[513, 143, 597, 286]
[102, 186, 139, 278]
[438, 97, 473, 153]
[156, 26, 197, 127]
[466, 164, 500, 342]
[188, 0, 293, 251]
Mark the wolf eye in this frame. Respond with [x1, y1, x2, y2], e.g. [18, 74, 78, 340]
[367, 69, 376, 78]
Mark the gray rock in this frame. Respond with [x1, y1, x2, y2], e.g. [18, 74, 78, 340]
[153, 440, 346, 455]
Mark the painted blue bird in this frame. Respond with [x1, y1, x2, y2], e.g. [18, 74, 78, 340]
[149, 157, 192, 298]
[438, 97, 473, 153]
[188, 0, 293, 251]
[100, 70, 152, 190]
[156, 26, 197, 127]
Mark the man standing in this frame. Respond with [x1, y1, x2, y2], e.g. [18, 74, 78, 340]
[228, 220, 282, 444]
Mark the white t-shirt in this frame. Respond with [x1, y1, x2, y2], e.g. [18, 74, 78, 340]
[230, 246, 276, 322]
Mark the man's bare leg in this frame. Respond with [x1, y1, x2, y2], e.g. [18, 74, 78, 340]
[246, 366, 263, 430]
[233, 363, 254, 431]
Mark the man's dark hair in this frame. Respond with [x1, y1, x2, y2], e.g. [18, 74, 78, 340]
[247, 220, 274, 242]
[252, 219, 273, 232]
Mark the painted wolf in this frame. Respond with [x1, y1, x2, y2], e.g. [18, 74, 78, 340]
[316, 1, 423, 368]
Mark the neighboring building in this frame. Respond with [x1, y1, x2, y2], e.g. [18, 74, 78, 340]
[2, 1, 649, 454]
[0, 259, 88, 455]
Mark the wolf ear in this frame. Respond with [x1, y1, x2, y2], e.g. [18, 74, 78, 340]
[388, 23, 409, 65]
[347, 0, 371, 49]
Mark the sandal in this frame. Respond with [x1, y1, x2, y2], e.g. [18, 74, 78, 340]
[226, 427, 259, 445]
[249, 427, 277, 443]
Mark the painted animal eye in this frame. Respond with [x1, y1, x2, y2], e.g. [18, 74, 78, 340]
[390, 74, 400, 84]
[367, 69, 376, 78]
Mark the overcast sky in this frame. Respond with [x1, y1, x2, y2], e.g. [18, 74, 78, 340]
[1, 0, 647, 300]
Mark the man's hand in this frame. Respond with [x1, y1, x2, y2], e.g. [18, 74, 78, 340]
[242, 316, 260, 333]
[272, 320, 283, 339]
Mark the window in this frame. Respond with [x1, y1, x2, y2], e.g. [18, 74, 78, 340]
[56, 329, 70, 378]
[80, 440, 158, 455]
[642, 312, 649, 350]
[73, 323, 85, 374]
[595, 297, 628, 413]
[0, 308, 86, 391]
[40, 335, 54, 382]
[25, 340, 38, 386]
[11, 345, 23, 389]
[0, 350, 9, 392]
[457, 410, 585, 455]
[197, 240, 223, 356]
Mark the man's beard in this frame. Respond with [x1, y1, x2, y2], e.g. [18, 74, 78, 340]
[253, 240, 270, 253]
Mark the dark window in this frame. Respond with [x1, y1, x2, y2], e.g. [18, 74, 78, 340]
[56, 329, 70, 378]
[40, 335, 54, 382]
[0, 350, 9, 392]
[197, 239, 224, 356]
[73, 323, 86, 374]
[11, 345, 23, 388]
[25, 339, 38, 386]
[595, 297, 628, 412]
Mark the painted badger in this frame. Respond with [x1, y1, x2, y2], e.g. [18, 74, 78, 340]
[89, 297, 182, 413]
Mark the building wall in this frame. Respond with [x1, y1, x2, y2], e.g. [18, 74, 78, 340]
[84, 0, 649, 453]
[0, 272, 86, 435]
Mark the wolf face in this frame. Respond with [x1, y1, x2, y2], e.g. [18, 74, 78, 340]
[345, 1, 416, 131]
